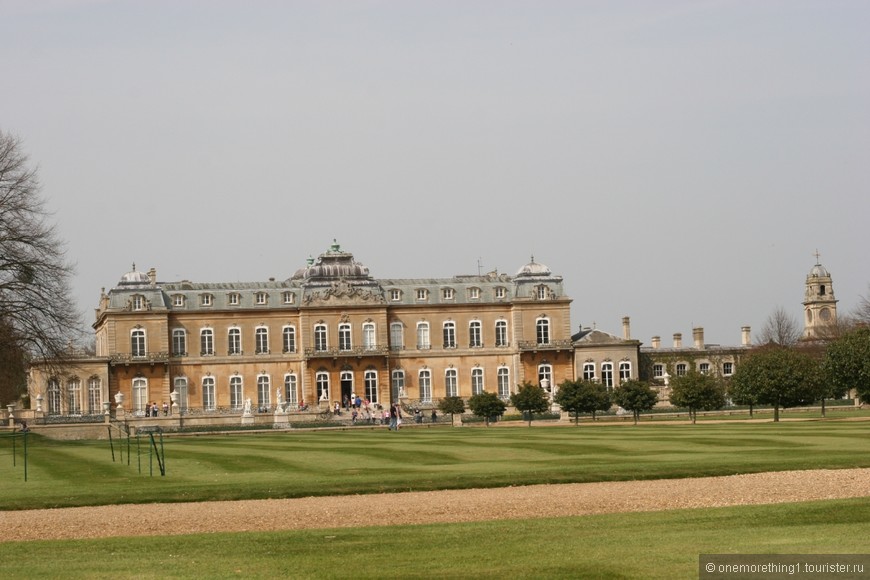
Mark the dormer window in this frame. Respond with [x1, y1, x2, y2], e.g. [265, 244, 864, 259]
[390, 289, 402, 301]
[256, 292, 268, 305]
[468, 287, 480, 300]
[283, 291, 295, 304]
[495, 287, 506, 299]
[536, 285, 548, 300]
[416, 289, 428, 301]
[132, 295, 145, 311]
[228, 293, 240, 306]
[442, 288, 454, 300]
[201, 294, 213, 307]
[173, 294, 185, 307]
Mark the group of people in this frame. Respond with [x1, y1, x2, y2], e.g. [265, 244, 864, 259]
[143, 401, 169, 417]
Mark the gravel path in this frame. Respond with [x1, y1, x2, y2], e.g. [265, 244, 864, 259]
[3, 468, 869, 542]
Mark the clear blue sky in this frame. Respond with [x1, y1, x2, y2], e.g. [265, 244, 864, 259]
[2, 0, 868, 345]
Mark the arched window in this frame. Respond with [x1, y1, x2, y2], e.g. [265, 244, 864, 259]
[172, 328, 187, 356]
[619, 361, 632, 384]
[601, 363, 614, 389]
[230, 375, 243, 410]
[284, 374, 298, 408]
[538, 364, 553, 389]
[257, 374, 271, 410]
[338, 323, 352, 351]
[228, 327, 242, 355]
[391, 369, 405, 400]
[173, 377, 188, 413]
[87, 376, 101, 414]
[203, 376, 216, 411]
[443, 321, 456, 349]
[469, 320, 482, 348]
[363, 323, 376, 350]
[583, 362, 596, 381]
[47, 378, 61, 415]
[282, 325, 296, 353]
[255, 326, 269, 354]
[416, 322, 430, 350]
[497, 367, 510, 399]
[364, 369, 378, 403]
[471, 368, 484, 395]
[495, 320, 508, 347]
[131, 329, 146, 358]
[133, 377, 148, 416]
[445, 368, 458, 397]
[316, 371, 330, 402]
[200, 328, 214, 356]
[67, 377, 81, 414]
[390, 322, 404, 350]
[419, 369, 432, 402]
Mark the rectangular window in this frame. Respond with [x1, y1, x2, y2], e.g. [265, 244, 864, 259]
[416, 289, 428, 301]
[173, 294, 184, 307]
[67, 379, 81, 414]
[131, 329, 146, 358]
[699, 362, 710, 374]
[133, 295, 144, 311]
[256, 292, 267, 305]
[676, 363, 687, 377]
[228, 328, 241, 355]
[228, 293, 240, 306]
[495, 320, 508, 347]
[442, 288, 454, 300]
[445, 369, 458, 397]
[283, 326, 296, 353]
[536, 318, 550, 345]
[469, 321, 482, 348]
[283, 291, 295, 304]
[133, 378, 148, 416]
[468, 287, 479, 300]
[723, 362, 734, 376]
[653, 364, 664, 378]
[390, 289, 401, 301]
[495, 287, 506, 299]
[201, 294, 213, 306]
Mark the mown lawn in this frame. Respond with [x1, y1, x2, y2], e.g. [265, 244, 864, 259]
[2, 497, 869, 579]
[1, 419, 869, 510]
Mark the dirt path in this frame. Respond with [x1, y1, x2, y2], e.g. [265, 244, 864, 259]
[2, 468, 869, 542]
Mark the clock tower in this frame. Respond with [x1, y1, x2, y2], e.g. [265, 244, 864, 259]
[802, 251, 838, 341]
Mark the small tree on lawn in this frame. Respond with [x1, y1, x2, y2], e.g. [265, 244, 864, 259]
[823, 326, 870, 405]
[438, 396, 466, 425]
[554, 379, 612, 425]
[668, 370, 726, 424]
[510, 381, 550, 427]
[468, 391, 506, 426]
[727, 375, 759, 416]
[612, 380, 658, 425]
[730, 345, 822, 422]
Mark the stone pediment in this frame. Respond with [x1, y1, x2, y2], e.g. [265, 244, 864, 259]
[303, 281, 385, 305]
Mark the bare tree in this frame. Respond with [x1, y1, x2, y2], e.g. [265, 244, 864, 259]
[853, 283, 870, 326]
[0, 129, 82, 399]
[759, 306, 801, 346]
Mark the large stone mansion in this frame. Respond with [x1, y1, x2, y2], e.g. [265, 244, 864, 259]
[26, 243, 838, 419]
